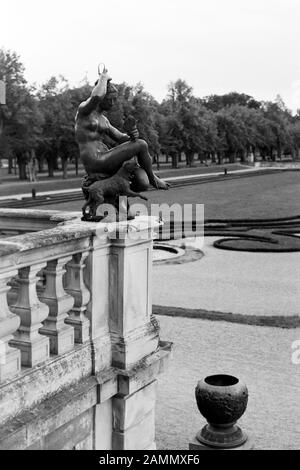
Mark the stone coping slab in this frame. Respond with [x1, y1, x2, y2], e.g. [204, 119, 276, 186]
[0, 211, 160, 260]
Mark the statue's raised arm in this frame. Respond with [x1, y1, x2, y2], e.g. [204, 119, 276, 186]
[77, 67, 111, 116]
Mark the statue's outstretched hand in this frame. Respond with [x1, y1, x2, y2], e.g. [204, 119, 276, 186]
[92, 66, 111, 98]
[130, 128, 139, 140]
[99, 66, 111, 82]
[124, 115, 139, 141]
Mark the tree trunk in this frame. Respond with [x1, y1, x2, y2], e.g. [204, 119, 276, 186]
[75, 155, 79, 175]
[261, 149, 266, 161]
[171, 152, 178, 168]
[18, 160, 27, 180]
[291, 148, 296, 161]
[244, 149, 248, 162]
[229, 152, 236, 163]
[47, 157, 54, 177]
[277, 143, 282, 160]
[53, 154, 59, 170]
[186, 151, 194, 167]
[254, 147, 260, 162]
[185, 152, 190, 167]
[38, 156, 45, 172]
[8, 154, 13, 174]
[62, 158, 68, 179]
[270, 147, 275, 161]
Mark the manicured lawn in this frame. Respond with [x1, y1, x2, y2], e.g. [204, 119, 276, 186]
[38, 171, 300, 220]
[0, 163, 244, 197]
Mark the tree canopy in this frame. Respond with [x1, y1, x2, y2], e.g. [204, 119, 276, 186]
[1, 48, 299, 179]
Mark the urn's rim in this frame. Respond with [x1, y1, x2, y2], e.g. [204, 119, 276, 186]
[203, 374, 239, 387]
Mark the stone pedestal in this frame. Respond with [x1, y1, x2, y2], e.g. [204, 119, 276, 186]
[109, 219, 158, 369]
[189, 435, 254, 450]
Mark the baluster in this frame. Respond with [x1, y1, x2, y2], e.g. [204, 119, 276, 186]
[64, 252, 91, 343]
[9, 264, 50, 367]
[0, 270, 21, 383]
[38, 257, 75, 355]
[7, 275, 20, 305]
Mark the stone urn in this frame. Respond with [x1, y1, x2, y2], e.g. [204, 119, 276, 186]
[195, 374, 248, 448]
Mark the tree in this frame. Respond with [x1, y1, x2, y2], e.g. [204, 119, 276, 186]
[262, 101, 293, 160]
[0, 48, 43, 179]
[203, 92, 262, 112]
[159, 80, 197, 165]
[2, 47, 298, 183]
[131, 84, 160, 156]
[37, 77, 90, 177]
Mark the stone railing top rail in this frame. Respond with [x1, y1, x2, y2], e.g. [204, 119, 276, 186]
[0, 213, 160, 269]
[0, 208, 82, 234]
[0, 208, 81, 222]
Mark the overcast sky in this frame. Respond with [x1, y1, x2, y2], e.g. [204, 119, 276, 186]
[1, 0, 300, 111]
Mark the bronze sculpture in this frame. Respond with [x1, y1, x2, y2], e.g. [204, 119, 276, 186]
[75, 65, 169, 220]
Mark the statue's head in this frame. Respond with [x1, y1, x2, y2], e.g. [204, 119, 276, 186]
[98, 80, 118, 111]
[122, 160, 140, 179]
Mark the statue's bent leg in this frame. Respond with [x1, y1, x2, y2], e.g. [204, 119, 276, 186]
[98, 140, 168, 189]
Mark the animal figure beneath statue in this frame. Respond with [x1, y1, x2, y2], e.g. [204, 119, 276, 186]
[81, 161, 148, 221]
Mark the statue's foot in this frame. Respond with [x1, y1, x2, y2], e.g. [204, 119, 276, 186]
[81, 214, 104, 222]
[81, 210, 105, 222]
[153, 176, 170, 190]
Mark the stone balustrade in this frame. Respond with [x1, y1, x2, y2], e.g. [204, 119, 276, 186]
[0, 209, 171, 450]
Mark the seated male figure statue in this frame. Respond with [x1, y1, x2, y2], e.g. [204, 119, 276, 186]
[75, 66, 169, 218]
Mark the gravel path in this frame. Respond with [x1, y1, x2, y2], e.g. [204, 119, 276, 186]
[153, 237, 300, 316]
[156, 315, 300, 450]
